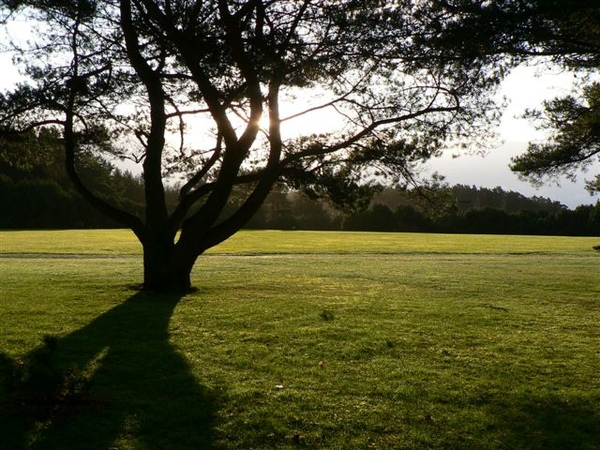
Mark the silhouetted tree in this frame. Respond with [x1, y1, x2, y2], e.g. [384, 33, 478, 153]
[511, 83, 600, 194]
[432, 0, 600, 194]
[1, 1, 508, 291]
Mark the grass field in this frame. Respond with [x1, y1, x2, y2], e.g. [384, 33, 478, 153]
[1, 230, 599, 449]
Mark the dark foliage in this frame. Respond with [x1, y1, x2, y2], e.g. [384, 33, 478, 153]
[432, 0, 600, 192]
[3, 146, 598, 236]
[0, 0, 508, 290]
[0, 129, 179, 228]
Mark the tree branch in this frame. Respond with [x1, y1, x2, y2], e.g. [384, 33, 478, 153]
[63, 10, 144, 237]
[285, 105, 461, 164]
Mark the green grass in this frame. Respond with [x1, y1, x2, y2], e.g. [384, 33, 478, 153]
[2, 229, 598, 255]
[1, 230, 599, 449]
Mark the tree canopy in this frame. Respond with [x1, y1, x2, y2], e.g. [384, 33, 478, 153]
[511, 81, 600, 194]
[0, 0, 508, 291]
[430, 0, 600, 193]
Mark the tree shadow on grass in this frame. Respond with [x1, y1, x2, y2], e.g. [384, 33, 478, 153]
[488, 393, 600, 450]
[0, 290, 219, 449]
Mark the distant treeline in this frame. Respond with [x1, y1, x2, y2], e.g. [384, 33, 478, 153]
[1, 130, 598, 236]
[1, 130, 147, 229]
[341, 200, 600, 236]
[246, 187, 600, 237]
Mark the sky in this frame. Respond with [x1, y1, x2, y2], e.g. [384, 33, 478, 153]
[1, 21, 598, 208]
[427, 65, 598, 208]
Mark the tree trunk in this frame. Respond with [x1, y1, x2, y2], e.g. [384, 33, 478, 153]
[142, 239, 196, 293]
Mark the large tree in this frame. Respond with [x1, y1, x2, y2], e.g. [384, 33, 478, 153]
[432, 0, 600, 194]
[0, 1, 504, 291]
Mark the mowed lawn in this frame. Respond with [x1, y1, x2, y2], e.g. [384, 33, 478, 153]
[1, 230, 599, 449]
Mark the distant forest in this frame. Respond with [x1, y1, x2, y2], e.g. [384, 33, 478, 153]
[1, 131, 598, 236]
[247, 185, 599, 237]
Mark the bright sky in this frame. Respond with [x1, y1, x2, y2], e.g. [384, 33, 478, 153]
[428, 66, 597, 208]
[277, 66, 598, 208]
[1, 23, 597, 208]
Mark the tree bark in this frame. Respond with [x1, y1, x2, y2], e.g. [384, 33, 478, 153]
[142, 238, 196, 293]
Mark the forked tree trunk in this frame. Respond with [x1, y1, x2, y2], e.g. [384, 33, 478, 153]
[142, 238, 197, 293]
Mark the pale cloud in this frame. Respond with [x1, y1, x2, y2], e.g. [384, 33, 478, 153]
[429, 66, 598, 208]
